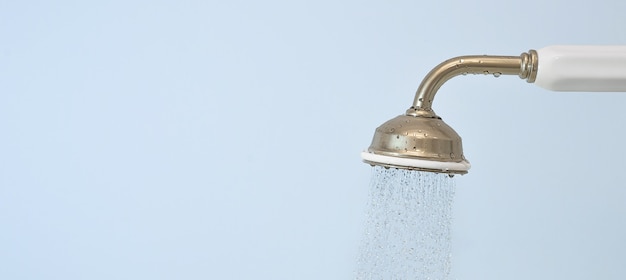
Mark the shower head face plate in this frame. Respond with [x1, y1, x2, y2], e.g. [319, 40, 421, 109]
[362, 114, 470, 174]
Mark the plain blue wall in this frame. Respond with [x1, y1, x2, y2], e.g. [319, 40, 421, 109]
[2, 0, 626, 279]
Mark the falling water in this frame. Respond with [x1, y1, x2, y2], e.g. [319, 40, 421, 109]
[355, 166, 456, 280]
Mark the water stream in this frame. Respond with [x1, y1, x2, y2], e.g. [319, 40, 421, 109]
[355, 166, 456, 279]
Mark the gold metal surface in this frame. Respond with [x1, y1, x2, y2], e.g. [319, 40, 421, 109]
[365, 50, 539, 173]
[366, 114, 467, 174]
[406, 50, 538, 117]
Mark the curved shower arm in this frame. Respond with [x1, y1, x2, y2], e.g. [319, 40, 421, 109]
[406, 50, 538, 117]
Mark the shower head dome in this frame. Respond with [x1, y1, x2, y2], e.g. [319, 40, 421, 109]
[361, 113, 470, 174]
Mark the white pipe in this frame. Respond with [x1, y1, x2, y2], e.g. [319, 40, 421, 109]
[535, 45, 626, 92]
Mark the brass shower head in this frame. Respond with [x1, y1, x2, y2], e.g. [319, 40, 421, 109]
[362, 50, 539, 174]
[363, 45, 626, 174]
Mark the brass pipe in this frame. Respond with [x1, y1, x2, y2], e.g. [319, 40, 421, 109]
[405, 50, 538, 117]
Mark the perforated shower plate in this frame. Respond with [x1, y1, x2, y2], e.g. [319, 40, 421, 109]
[361, 151, 471, 174]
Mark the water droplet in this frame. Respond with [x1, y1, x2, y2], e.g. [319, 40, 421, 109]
[493, 72, 502, 77]
[448, 174, 455, 178]
[404, 132, 408, 136]
[423, 133, 428, 137]
[413, 146, 417, 150]
[389, 128, 395, 133]
[459, 59, 464, 63]
[436, 123, 441, 127]
[357, 166, 455, 278]
[418, 97, 423, 102]
[450, 153, 455, 158]
[396, 135, 400, 139]
[462, 72, 468, 75]
[417, 129, 422, 133]
[483, 70, 489, 75]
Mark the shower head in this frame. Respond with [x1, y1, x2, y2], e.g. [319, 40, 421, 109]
[361, 114, 470, 174]
[363, 45, 626, 174]
[362, 50, 539, 174]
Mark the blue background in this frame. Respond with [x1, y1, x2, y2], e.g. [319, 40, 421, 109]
[2, 0, 626, 279]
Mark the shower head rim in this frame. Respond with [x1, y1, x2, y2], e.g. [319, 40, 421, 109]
[361, 151, 470, 174]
